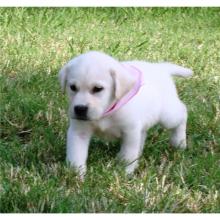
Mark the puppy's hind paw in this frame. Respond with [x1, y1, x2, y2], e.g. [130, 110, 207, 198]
[170, 138, 187, 150]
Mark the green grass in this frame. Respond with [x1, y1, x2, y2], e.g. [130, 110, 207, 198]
[0, 8, 220, 213]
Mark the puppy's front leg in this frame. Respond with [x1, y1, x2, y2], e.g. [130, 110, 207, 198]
[117, 128, 142, 174]
[66, 121, 92, 178]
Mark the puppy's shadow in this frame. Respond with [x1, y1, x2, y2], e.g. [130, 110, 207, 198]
[87, 126, 175, 167]
[87, 137, 121, 164]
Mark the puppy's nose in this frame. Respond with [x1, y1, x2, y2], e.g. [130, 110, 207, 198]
[74, 105, 88, 119]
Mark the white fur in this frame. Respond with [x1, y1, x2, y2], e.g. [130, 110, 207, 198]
[59, 51, 193, 177]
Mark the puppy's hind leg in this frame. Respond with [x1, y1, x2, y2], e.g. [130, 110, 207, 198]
[169, 106, 187, 149]
[170, 120, 187, 149]
[140, 130, 147, 154]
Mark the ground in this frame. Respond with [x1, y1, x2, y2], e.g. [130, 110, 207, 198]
[0, 8, 220, 212]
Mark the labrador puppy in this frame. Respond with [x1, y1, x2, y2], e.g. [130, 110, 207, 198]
[59, 51, 192, 177]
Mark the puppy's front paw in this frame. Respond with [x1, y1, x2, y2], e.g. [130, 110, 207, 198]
[76, 165, 87, 180]
[125, 161, 138, 175]
[67, 161, 87, 180]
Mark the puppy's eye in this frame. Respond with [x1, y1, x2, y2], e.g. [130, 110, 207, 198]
[92, 86, 104, 94]
[70, 84, 78, 92]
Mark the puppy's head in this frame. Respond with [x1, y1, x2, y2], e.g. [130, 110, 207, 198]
[59, 51, 135, 121]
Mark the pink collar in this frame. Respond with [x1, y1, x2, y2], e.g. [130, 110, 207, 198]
[102, 64, 143, 117]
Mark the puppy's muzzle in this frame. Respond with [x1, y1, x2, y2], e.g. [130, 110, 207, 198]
[74, 105, 89, 120]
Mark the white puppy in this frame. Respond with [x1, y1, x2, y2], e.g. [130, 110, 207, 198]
[59, 51, 192, 177]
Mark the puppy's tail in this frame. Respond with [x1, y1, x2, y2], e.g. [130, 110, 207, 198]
[161, 63, 193, 78]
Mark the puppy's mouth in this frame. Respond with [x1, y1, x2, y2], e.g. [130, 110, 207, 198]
[72, 115, 91, 121]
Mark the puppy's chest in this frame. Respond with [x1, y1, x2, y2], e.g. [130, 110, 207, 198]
[93, 119, 122, 139]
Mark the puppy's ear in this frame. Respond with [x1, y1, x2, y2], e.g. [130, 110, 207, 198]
[59, 56, 80, 93]
[110, 67, 135, 100]
[58, 64, 69, 93]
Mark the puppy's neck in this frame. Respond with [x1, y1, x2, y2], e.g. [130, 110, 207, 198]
[102, 64, 143, 118]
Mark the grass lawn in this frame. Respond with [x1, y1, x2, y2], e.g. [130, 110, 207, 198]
[0, 8, 220, 213]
